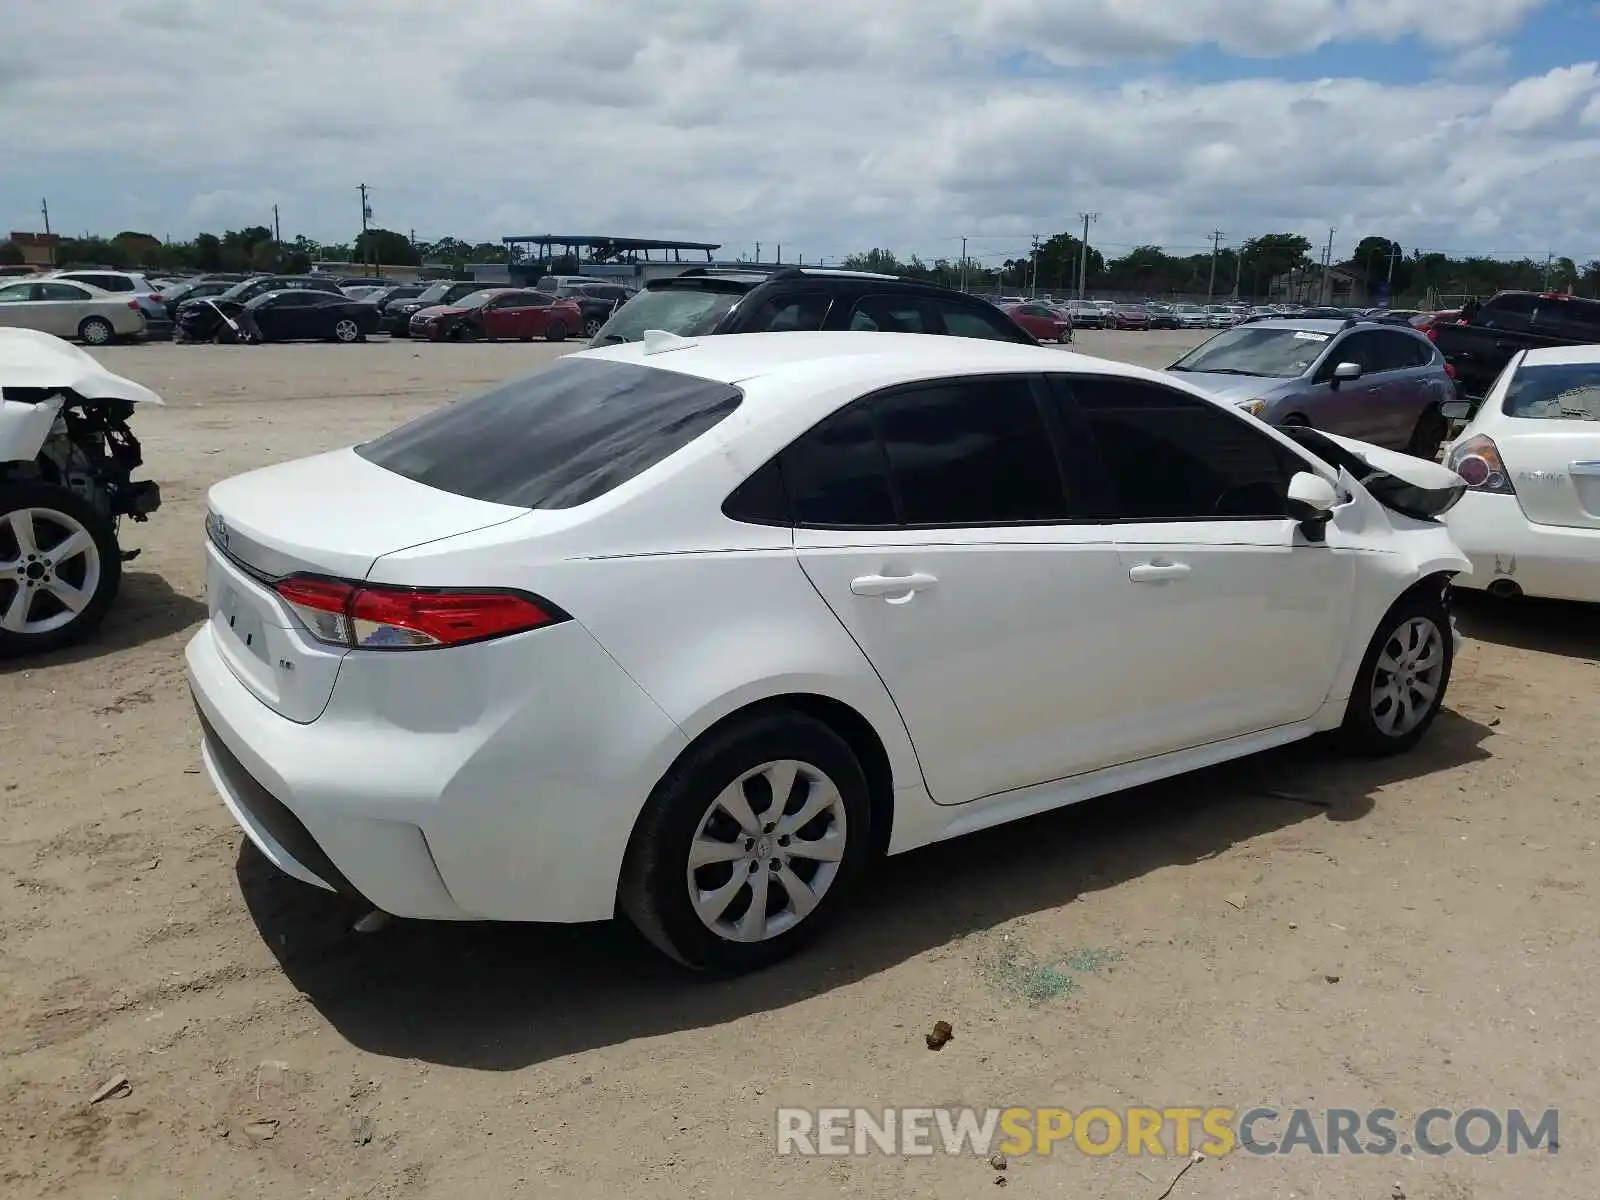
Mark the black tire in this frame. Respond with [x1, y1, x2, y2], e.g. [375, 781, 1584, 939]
[618, 709, 873, 974]
[0, 483, 122, 659]
[332, 318, 361, 344]
[583, 316, 603, 339]
[1405, 406, 1448, 460]
[1279, 413, 1310, 428]
[78, 317, 115, 346]
[544, 320, 567, 342]
[1338, 584, 1453, 757]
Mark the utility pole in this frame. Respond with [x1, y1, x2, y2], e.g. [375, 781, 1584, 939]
[1076, 213, 1098, 301]
[40, 198, 51, 236]
[755, 242, 761, 262]
[960, 236, 968, 293]
[776, 244, 782, 264]
[1542, 252, 1554, 289]
[1385, 243, 1399, 303]
[1231, 245, 1243, 299]
[1206, 230, 1224, 301]
[1029, 234, 1041, 297]
[1321, 227, 1336, 304]
[272, 204, 281, 245]
[358, 183, 371, 233]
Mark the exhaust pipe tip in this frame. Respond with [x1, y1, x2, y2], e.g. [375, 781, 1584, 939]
[1487, 578, 1523, 600]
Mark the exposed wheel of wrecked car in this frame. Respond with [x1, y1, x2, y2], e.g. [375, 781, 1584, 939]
[0, 484, 121, 656]
[77, 317, 115, 347]
[619, 710, 871, 974]
[1340, 585, 1452, 756]
[0, 329, 165, 658]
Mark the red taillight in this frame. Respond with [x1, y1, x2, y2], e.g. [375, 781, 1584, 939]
[273, 575, 565, 650]
[127, 299, 141, 310]
[1444, 362, 1456, 379]
[1426, 327, 1438, 342]
[149, 294, 162, 303]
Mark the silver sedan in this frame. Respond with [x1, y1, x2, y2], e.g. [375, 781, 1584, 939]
[0, 279, 147, 345]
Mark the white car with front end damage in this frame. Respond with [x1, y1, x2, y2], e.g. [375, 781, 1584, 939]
[187, 331, 1470, 975]
[0, 329, 163, 656]
[1441, 345, 1600, 603]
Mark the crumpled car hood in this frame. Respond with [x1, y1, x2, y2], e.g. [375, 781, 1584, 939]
[1281, 425, 1466, 520]
[0, 327, 164, 406]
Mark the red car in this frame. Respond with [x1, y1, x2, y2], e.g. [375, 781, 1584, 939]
[409, 287, 583, 342]
[1110, 304, 1152, 330]
[998, 300, 1072, 342]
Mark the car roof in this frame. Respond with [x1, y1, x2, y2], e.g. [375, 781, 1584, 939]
[1521, 343, 1600, 367]
[578, 330, 1186, 394]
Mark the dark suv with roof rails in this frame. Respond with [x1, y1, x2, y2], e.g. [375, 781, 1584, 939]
[588, 266, 1037, 347]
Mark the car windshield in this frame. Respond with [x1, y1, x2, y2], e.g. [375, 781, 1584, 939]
[216, 279, 267, 301]
[1171, 326, 1331, 378]
[1503, 362, 1600, 421]
[595, 285, 744, 343]
[453, 290, 500, 309]
[414, 282, 454, 303]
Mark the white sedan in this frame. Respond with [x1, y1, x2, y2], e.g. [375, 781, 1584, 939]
[1443, 345, 1600, 602]
[188, 331, 1470, 973]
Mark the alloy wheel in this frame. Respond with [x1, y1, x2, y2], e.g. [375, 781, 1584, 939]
[1370, 616, 1445, 737]
[334, 319, 360, 342]
[685, 758, 848, 944]
[0, 507, 103, 636]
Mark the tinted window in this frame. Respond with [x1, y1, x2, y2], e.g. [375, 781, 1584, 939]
[1062, 377, 1300, 520]
[38, 282, 90, 301]
[356, 358, 743, 509]
[781, 404, 896, 526]
[1376, 330, 1431, 369]
[934, 300, 1027, 341]
[722, 459, 790, 524]
[1478, 294, 1536, 330]
[873, 379, 1066, 524]
[70, 274, 132, 292]
[848, 295, 930, 333]
[741, 292, 831, 333]
[1320, 330, 1385, 378]
[1532, 297, 1600, 336]
[0, 284, 32, 302]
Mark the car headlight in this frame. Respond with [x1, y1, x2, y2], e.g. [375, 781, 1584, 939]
[1238, 398, 1268, 417]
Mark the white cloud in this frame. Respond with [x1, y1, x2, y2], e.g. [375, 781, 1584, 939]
[1, 0, 1597, 264]
[1443, 44, 1512, 76]
[1487, 62, 1600, 132]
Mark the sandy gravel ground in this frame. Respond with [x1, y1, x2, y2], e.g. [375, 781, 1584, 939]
[2, 331, 1596, 1200]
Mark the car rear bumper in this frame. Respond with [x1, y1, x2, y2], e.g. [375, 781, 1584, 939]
[185, 615, 689, 923]
[1445, 490, 1600, 602]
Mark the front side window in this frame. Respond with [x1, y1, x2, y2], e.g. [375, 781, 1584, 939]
[0, 284, 32, 303]
[848, 295, 930, 333]
[38, 283, 90, 301]
[935, 301, 1026, 341]
[741, 292, 831, 333]
[1060, 376, 1303, 521]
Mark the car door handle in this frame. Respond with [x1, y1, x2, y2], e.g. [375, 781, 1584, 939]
[850, 572, 937, 600]
[1128, 561, 1191, 583]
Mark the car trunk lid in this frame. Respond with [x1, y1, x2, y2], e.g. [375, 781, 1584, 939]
[204, 448, 528, 721]
[1498, 422, 1600, 529]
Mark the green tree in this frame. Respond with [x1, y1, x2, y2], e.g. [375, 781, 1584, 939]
[0, 240, 22, 265]
[1237, 233, 1313, 297]
[354, 227, 419, 267]
[193, 232, 223, 271]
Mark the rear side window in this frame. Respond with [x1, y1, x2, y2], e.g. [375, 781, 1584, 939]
[356, 357, 743, 509]
[776, 374, 1070, 527]
[935, 301, 1029, 341]
[741, 293, 831, 333]
[1478, 294, 1536, 330]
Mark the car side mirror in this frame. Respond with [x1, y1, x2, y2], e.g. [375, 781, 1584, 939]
[1330, 361, 1361, 388]
[1286, 470, 1339, 541]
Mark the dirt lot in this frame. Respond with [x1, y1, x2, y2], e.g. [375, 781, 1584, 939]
[3, 331, 1597, 1199]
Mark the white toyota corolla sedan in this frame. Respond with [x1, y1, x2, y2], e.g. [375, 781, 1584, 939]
[1442, 344, 1600, 603]
[187, 331, 1470, 973]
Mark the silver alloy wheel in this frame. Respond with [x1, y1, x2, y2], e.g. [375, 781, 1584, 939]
[685, 758, 849, 944]
[1370, 616, 1445, 737]
[334, 318, 360, 342]
[80, 318, 112, 345]
[0, 507, 102, 636]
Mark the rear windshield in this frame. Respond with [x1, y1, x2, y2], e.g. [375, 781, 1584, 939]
[1503, 362, 1600, 422]
[594, 284, 745, 344]
[355, 357, 743, 508]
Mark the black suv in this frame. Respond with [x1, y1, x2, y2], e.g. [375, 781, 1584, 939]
[589, 267, 1035, 347]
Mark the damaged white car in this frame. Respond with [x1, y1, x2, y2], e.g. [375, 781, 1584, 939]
[189, 334, 1471, 973]
[0, 329, 163, 656]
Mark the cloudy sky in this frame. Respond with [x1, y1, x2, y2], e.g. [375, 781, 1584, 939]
[4, 0, 1600, 268]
